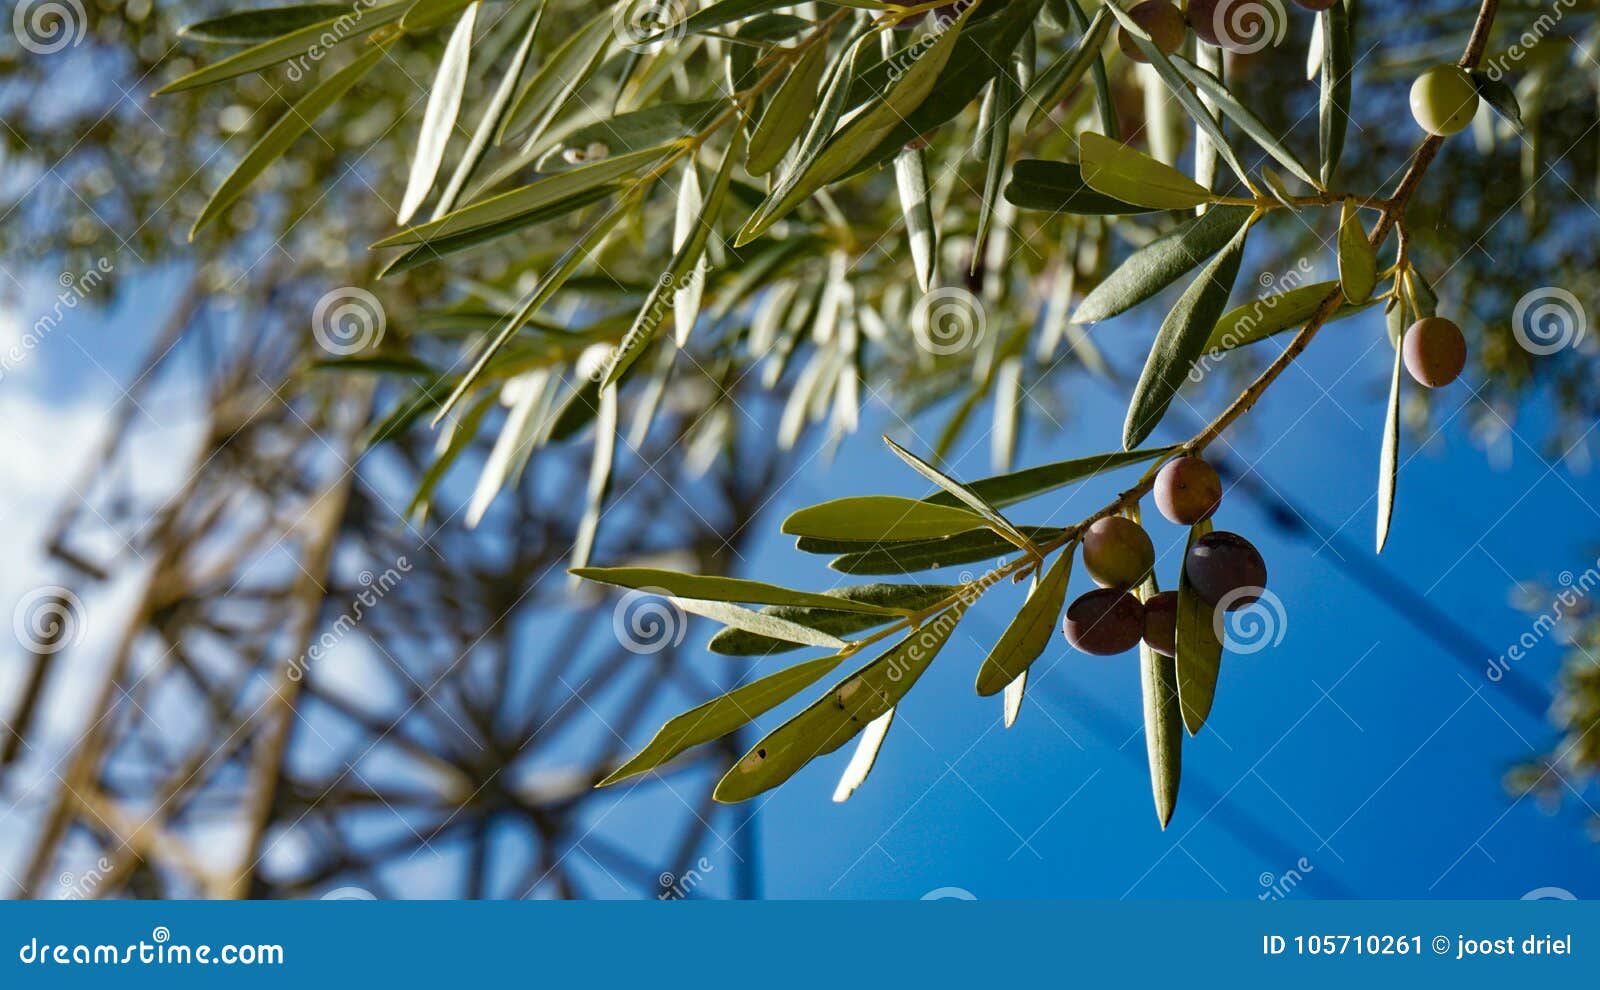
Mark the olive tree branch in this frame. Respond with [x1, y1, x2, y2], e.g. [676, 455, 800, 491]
[838, 0, 1505, 650]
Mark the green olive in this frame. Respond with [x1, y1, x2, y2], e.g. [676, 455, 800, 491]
[1409, 65, 1479, 136]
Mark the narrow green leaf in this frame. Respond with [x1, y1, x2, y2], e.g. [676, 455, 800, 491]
[894, 146, 937, 292]
[1102, 1, 1251, 189]
[1318, 3, 1351, 186]
[784, 497, 989, 544]
[1138, 573, 1182, 828]
[840, 0, 1043, 179]
[831, 709, 893, 802]
[1023, 5, 1112, 132]
[736, 3, 973, 244]
[1337, 199, 1376, 303]
[1376, 325, 1404, 553]
[599, 653, 848, 786]
[432, 202, 631, 420]
[1078, 132, 1215, 211]
[974, 67, 1018, 263]
[926, 447, 1174, 511]
[709, 584, 958, 657]
[498, 8, 612, 145]
[1124, 222, 1249, 449]
[1004, 159, 1158, 216]
[572, 566, 901, 615]
[883, 437, 1034, 553]
[190, 42, 390, 238]
[540, 101, 723, 171]
[398, 2, 477, 224]
[400, 0, 476, 32]
[1073, 205, 1253, 324]
[975, 545, 1074, 696]
[829, 527, 1067, 576]
[747, 39, 829, 175]
[1170, 55, 1321, 189]
[675, 598, 849, 651]
[431, 1, 546, 218]
[1175, 521, 1223, 736]
[1203, 283, 1376, 353]
[714, 604, 969, 802]
[1471, 70, 1527, 136]
[676, 0, 814, 37]
[180, 4, 350, 44]
[567, 385, 617, 574]
[378, 184, 615, 277]
[157, 1, 406, 94]
[1408, 267, 1438, 320]
[372, 146, 667, 248]
[601, 132, 744, 387]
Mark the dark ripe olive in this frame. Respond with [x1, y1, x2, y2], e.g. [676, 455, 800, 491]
[1118, 2, 1188, 63]
[1063, 588, 1147, 656]
[1154, 455, 1223, 525]
[1402, 316, 1467, 388]
[1082, 516, 1155, 590]
[1183, 530, 1267, 610]
[1141, 590, 1179, 657]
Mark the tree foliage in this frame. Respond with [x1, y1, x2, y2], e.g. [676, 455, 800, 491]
[8, 0, 1600, 826]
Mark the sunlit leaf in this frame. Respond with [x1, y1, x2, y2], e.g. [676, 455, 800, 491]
[180, 4, 351, 44]
[709, 584, 957, 657]
[1073, 205, 1253, 324]
[1124, 221, 1249, 449]
[599, 653, 848, 786]
[1004, 159, 1158, 216]
[158, 1, 406, 93]
[571, 566, 901, 614]
[1137, 572, 1182, 828]
[1337, 198, 1377, 303]
[783, 496, 989, 543]
[398, 2, 477, 224]
[975, 544, 1073, 696]
[714, 603, 969, 802]
[191, 41, 391, 238]
[1078, 132, 1215, 211]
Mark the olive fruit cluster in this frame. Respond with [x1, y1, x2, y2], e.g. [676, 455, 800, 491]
[1061, 455, 1269, 658]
